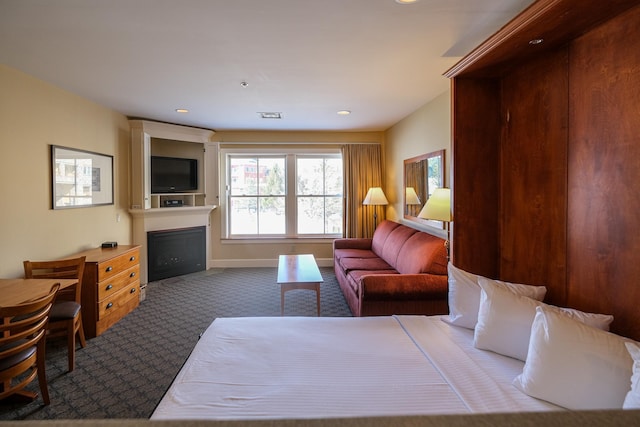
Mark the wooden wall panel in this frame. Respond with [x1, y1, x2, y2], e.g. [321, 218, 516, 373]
[451, 78, 501, 278]
[567, 5, 640, 339]
[448, 0, 640, 340]
[500, 49, 569, 304]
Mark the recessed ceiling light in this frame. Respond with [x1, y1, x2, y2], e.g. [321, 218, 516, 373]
[240, 81, 249, 88]
[337, 110, 351, 115]
[175, 108, 189, 113]
[529, 38, 544, 45]
[395, 0, 419, 4]
[259, 112, 282, 119]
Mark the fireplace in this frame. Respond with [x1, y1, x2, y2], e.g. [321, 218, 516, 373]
[147, 226, 206, 282]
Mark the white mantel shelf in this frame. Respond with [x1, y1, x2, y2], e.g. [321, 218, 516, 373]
[129, 205, 217, 285]
[128, 205, 217, 218]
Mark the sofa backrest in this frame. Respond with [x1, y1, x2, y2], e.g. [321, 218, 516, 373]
[395, 231, 448, 275]
[379, 225, 418, 268]
[371, 220, 401, 255]
[372, 220, 447, 275]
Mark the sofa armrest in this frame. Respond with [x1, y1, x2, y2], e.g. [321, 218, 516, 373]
[359, 274, 448, 300]
[333, 238, 372, 250]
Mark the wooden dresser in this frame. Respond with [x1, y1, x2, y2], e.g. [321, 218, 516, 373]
[74, 245, 141, 338]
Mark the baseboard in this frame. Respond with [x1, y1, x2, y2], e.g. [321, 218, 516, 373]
[208, 257, 333, 268]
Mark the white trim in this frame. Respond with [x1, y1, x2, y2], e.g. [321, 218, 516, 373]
[220, 238, 336, 245]
[220, 146, 341, 155]
[208, 257, 334, 268]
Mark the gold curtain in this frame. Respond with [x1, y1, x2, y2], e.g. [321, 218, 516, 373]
[342, 144, 384, 238]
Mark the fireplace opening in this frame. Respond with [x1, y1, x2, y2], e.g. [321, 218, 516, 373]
[147, 226, 206, 282]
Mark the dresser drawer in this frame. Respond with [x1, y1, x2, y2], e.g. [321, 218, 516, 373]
[98, 281, 139, 320]
[97, 264, 139, 300]
[96, 249, 140, 282]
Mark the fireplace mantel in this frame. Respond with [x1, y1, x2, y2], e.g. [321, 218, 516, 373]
[129, 205, 217, 285]
[129, 206, 216, 219]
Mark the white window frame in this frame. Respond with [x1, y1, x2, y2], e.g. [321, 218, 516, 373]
[220, 147, 343, 239]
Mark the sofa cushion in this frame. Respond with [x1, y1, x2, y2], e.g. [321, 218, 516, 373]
[348, 270, 399, 295]
[396, 231, 447, 275]
[340, 257, 394, 273]
[334, 248, 378, 262]
[379, 226, 418, 268]
[347, 270, 398, 298]
[371, 220, 402, 256]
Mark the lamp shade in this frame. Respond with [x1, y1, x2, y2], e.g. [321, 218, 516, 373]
[405, 187, 421, 205]
[362, 187, 388, 206]
[418, 188, 451, 221]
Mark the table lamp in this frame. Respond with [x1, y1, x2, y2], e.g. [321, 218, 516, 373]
[418, 188, 451, 258]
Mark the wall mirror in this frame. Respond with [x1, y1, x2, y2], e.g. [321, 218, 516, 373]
[404, 149, 445, 226]
[51, 145, 114, 209]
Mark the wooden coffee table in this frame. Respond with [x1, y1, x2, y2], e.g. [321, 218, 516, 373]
[277, 254, 323, 316]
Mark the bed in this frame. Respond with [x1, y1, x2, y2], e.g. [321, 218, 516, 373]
[152, 315, 560, 420]
[152, 264, 639, 420]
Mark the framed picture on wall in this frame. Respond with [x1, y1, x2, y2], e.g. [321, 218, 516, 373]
[51, 145, 114, 209]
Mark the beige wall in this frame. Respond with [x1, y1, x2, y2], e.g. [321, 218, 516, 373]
[383, 90, 451, 236]
[0, 65, 132, 278]
[0, 63, 451, 275]
[209, 131, 384, 267]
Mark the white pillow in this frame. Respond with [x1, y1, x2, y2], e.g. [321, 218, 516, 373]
[624, 341, 640, 409]
[444, 263, 482, 329]
[444, 263, 546, 330]
[513, 306, 634, 410]
[474, 277, 614, 361]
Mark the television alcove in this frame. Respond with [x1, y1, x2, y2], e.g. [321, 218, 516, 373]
[129, 120, 218, 286]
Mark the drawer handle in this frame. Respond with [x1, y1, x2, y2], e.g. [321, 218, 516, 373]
[106, 302, 113, 309]
[130, 256, 136, 261]
[129, 272, 136, 278]
[105, 284, 113, 291]
[130, 288, 137, 294]
[105, 266, 113, 272]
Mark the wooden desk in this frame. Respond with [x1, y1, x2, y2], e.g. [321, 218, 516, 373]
[277, 254, 323, 316]
[0, 278, 77, 306]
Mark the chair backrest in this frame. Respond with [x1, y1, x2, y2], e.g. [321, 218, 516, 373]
[23, 256, 86, 303]
[0, 283, 60, 400]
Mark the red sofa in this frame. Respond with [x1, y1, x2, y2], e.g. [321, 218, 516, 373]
[333, 220, 448, 316]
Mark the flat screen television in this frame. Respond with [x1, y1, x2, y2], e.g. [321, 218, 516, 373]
[151, 156, 198, 193]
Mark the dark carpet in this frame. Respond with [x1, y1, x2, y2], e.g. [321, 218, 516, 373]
[0, 267, 352, 420]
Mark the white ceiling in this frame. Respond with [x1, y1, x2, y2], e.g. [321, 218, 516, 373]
[0, 0, 534, 132]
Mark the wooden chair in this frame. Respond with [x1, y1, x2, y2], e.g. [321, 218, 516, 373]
[23, 256, 87, 372]
[1, 283, 60, 405]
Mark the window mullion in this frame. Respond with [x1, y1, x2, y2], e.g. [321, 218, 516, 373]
[286, 154, 296, 236]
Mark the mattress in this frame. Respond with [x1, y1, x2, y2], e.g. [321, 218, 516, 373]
[151, 315, 560, 420]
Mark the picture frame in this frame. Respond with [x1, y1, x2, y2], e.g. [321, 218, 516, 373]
[51, 145, 114, 209]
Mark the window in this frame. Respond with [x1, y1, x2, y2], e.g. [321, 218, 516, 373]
[228, 156, 286, 235]
[225, 149, 343, 238]
[296, 156, 343, 235]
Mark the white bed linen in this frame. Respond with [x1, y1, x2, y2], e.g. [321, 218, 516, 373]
[152, 315, 560, 420]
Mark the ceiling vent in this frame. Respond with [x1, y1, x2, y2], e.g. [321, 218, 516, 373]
[259, 112, 283, 119]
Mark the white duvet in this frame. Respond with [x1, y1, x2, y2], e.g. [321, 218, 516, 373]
[152, 315, 560, 420]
